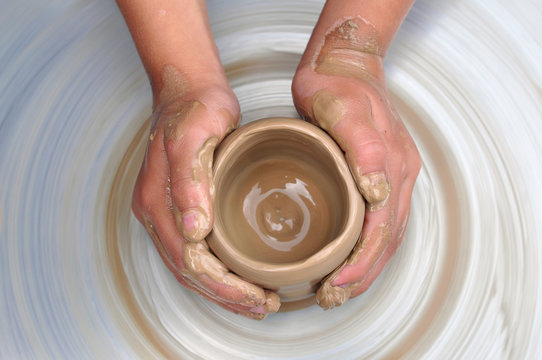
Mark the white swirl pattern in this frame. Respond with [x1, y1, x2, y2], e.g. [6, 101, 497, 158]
[1, 0, 541, 359]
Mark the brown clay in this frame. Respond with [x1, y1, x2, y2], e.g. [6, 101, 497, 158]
[207, 118, 365, 309]
[223, 153, 342, 263]
[356, 170, 391, 211]
[311, 89, 346, 132]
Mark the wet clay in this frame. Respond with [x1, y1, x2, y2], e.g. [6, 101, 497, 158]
[355, 170, 391, 211]
[182, 242, 273, 308]
[223, 153, 343, 263]
[172, 137, 219, 242]
[146, 215, 279, 311]
[208, 118, 364, 308]
[311, 89, 346, 132]
[314, 17, 383, 82]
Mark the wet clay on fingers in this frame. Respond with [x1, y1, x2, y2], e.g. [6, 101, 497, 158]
[155, 66, 242, 242]
[182, 242, 279, 311]
[354, 169, 391, 211]
[146, 217, 278, 313]
[172, 137, 218, 242]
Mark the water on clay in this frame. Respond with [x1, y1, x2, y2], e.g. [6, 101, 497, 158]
[219, 141, 344, 263]
[1, 0, 542, 359]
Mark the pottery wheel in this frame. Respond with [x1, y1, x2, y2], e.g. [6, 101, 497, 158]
[1, 0, 541, 358]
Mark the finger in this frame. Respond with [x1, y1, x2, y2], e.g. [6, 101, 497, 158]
[181, 241, 281, 312]
[349, 171, 417, 298]
[315, 100, 408, 309]
[145, 208, 280, 312]
[344, 191, 413, 299]
[171, 265, 274, 320]
[166, 257, 273, 319]
[316, 106, 421, 309]
[316, 201, 394, 309]
[189, 280, 279, 319]
[144, 202, 280, 316]
[132, 126, 187, 267]
[162, 99, 239, 242]
[310, 88, 391, 211]
[350, 210, 410, 298]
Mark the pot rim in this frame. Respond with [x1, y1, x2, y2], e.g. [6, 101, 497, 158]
[208, 117, 364, 287]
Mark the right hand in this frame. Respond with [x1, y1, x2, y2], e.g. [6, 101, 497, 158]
[131, 82, 280, 319]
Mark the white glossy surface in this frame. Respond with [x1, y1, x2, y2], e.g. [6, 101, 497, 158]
[1, 0, 541, 358]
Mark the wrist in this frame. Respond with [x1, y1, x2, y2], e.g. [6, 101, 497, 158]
[152, 70, 238, 121]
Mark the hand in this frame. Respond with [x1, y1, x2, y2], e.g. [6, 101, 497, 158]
[117, 0, 280, 319]
[131, 81, 280, 319]
[292, 12, 421, 309]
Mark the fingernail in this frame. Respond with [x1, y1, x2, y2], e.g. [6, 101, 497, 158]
[178, 208, 209, 242]
[358, 171, 390, 210]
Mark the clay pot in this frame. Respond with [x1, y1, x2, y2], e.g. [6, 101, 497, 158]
[207, 118, 364, 311]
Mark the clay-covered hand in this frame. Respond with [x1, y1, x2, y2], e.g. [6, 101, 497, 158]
[131, 81, 280, 319]
[292, 18, 421, 309]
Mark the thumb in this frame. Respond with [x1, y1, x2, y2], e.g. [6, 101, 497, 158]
[309, 89, 391, 210]
[161, 97, 239, 242]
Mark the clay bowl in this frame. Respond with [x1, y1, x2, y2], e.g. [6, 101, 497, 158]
[207, 118, 364, 311]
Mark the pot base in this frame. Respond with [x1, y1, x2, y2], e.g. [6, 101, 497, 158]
[278, 295, 317, 312]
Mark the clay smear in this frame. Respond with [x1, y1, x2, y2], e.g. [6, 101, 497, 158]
[311, 89, 346, 131]
[183, 243, 260, 305]
[355, 170, 391, 211]
[145, 219, 279, 314]
[194, 137, 219, 196]
[163, 101, 203, 140]
[314, 17, 382, 82]
[144, 213, 279, 316]
[173, 137, 218, 242]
